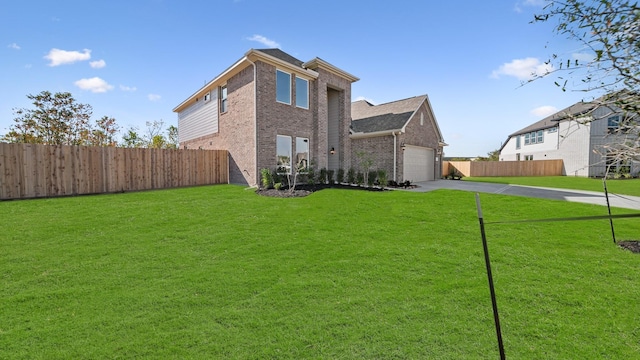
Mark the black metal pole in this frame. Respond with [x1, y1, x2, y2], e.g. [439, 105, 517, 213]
[602, 179, 616, 244]
[475, 193, 506, 360]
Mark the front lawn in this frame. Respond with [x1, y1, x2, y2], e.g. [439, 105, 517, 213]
[1, 185, 639, 359]
[464, 176, 640, 197]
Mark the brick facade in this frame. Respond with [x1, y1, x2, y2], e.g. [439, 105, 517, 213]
[176, 49, 444, 186]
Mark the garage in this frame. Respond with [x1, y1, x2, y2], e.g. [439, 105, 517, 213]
[403, 145, 434, 182]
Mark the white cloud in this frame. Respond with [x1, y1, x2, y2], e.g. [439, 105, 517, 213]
[515, 0, 547, 11]
[8, 43, 20, 50]
[45, 48, 91, 66]
[524, 0, 547, 5]
[74, 77, 114, 93]
[246, 34, 280, 48]
[531, 105, 558, 117]
[148, 94, 161, 102]
[90, 59, 106, 69]
[491, 57, 553, 80]
[120, 85, 137, 92]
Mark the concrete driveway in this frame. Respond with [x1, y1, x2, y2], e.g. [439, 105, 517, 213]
[406, 180, 640, 210]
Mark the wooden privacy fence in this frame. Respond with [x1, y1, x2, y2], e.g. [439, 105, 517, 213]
[0, 143, 228, 200]
[443, 159, 564, 177]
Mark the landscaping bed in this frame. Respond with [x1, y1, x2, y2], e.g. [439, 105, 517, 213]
[256, 183, 388, 198]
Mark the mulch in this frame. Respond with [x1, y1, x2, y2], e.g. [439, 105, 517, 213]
[256, 183, 391, 198]
[618, 240, 640, 254]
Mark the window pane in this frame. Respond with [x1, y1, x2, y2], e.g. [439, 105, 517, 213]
[295, 77, 308, 109]
[515, 135, 521, 149]
[276, 135, 291, 173]
[276, 70, 291, 104]
[537, 130, 543, 143]
[220, 86, 227, 112]
[524, 133, 530, 145]
[295, 137, 309, 172]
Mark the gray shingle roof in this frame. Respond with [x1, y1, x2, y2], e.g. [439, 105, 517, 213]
[255, 48, 304, 68]
[509, 101, 597, 136]
[351, 95, 427, 133]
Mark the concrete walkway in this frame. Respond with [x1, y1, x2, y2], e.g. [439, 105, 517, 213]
[405, 180, 640, 210]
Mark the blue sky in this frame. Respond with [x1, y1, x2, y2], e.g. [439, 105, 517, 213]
[1, 0, 592, 157]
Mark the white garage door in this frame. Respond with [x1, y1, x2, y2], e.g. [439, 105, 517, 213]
[403, 146, 434, 182]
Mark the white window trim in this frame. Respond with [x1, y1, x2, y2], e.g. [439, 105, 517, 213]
[276, 69, 291, 105]
[219, 85, 228, 113]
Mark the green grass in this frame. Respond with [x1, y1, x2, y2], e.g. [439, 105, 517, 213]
[464, 176, 640, 197]
[1, 185, 639, 359]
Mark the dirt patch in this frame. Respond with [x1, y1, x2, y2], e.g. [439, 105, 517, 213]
[256, 183, 390, 198]
[618, 240, 640, 254]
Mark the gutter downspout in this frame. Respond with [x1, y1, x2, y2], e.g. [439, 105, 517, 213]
[247, 57, 258, 187]
[392, 131, 397, 182]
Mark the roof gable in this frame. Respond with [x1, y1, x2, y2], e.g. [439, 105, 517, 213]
[351, 95, 427, 134]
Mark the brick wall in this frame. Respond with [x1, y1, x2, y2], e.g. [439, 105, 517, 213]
[351, 136, 397, 180]
[255, 61, 316, 176]
[182, 66, 256, 185]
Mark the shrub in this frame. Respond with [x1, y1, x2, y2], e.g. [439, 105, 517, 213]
[336, 168, 345, 184]
[306, 166, 316, 184]
[377, 169, 388, 188]
[347, 168, 356, 184]
[260, 168, 273, 189]
[319, 168, 328, 184]
[274, 182, 282, 190]
[327, 169, 335, 184]
[367, 170, 377, 187]
[356, 171, 364, 186]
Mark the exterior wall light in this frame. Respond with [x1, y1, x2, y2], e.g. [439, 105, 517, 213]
[330, 147, 335, 155]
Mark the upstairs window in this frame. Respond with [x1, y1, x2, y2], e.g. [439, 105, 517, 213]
[295, 76, 309, 109]
[524, 133, 530, 145]
[276, 70, 291, 104]
[537, 130, 544, 143]
[220, 85, 227, 113]
[515, 135, 521, 149]
[607, 115, 620, 134]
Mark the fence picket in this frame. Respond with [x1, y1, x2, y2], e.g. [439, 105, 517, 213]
[0, 143, 228, 200]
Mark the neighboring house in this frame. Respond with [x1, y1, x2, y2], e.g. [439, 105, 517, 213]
[499, 98, 639, 177]
[351, 95, 447, 182]
[174, 48, 446, 185]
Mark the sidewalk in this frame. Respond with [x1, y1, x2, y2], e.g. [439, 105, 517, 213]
[406, 180, 640, 210]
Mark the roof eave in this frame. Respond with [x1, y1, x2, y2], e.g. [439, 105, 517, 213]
[350, 129, 403, 139]
[173, 55, 251, 113]
[248, 49, 319, 79]
[302, 57, 359, 82]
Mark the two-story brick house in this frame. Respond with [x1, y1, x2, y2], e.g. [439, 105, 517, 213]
[174, 48, 446, 185]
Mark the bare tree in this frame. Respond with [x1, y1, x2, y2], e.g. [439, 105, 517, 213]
[532, 0, 640, 175]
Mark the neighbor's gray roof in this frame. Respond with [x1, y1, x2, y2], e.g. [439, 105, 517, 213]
[509, 101, 597, 136]
[351, 95, 427, 133]
[255, 48, 305, 68]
